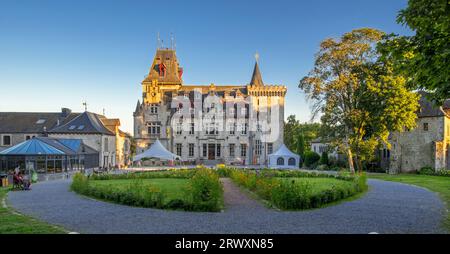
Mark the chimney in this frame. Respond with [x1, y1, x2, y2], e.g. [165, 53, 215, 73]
[61, 108, 72, 118]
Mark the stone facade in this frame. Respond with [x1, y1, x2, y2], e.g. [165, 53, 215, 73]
[134, 48, 286, 165]
[384, 93, 450, 173]
[310, 138, 339, 160]
[48, 133, 116, 168]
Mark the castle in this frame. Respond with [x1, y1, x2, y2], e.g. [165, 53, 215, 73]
[133, 48, 287, 165]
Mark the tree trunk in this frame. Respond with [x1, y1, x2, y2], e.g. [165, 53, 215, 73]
[347, 148, 355, 173]
[355, 155, 363, 173]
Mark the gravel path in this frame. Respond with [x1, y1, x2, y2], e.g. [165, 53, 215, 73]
[7, 178, 447, 234]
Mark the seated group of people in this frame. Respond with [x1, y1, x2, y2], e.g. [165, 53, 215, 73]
[13, 167, 31, 190]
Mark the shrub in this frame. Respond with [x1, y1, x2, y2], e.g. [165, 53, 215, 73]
[271, 179, 312, 209]
[187, 168, 223, 212]
[418, 166, 434, 175]
[418, 166, 450, 177]
[303, 151, 321, 167]
[71, 172, 89, 194]
[320, 151, 329, 166]
[435, 169, 450, 177]
[90, 168, 195, 180]
[316, 164, 329, 171]
[216, 167, 232, 177]
[165, 199, 190, 210]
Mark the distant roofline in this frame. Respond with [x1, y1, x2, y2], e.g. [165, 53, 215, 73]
[48, 111, 115, 135]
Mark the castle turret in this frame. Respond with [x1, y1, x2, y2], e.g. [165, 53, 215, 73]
[249, 61, 264, 87]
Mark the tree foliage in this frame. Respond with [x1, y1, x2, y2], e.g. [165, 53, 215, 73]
[320, 151, 329, 166]
[284, 115, 321, 154]
[378, 0, 450, 105]
[296, 133, 305, 157]
[299, 28, 420, 172]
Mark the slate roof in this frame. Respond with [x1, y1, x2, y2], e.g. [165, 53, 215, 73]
[0, 111, 79, 133]
[417, 91, 449, 118]
[49, 111, 115, 135]
[144, 49, 183, 84]
[250, 61, 264, 86]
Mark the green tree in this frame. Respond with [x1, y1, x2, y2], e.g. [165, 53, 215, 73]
[299, 28, 419, 173]
[378, 0, 449, 105]
[284, 115, 299, 152]
[296, 133, 305, 162]
[303, 151, 321, 168]
[284, 115, 321, 154]
[297, 122, 321, 149]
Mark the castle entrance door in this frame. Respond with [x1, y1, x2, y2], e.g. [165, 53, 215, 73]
[208, 144, 216, 160]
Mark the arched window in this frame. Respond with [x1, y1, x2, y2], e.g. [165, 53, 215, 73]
[277, 157, 284, 165]
[288, 158, 296, 166]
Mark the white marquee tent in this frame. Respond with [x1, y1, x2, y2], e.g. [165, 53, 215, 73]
[268, 144, 300, 169]
[133, 139, 181, 162]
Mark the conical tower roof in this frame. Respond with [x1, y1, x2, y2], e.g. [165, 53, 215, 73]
[250, 61, 264, 86]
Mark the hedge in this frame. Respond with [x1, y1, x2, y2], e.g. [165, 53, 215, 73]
[418, 167, 450, 177]
[90, 168, 196, 180]
[228, 168, 367, 210]
[71, 168, 223, 212]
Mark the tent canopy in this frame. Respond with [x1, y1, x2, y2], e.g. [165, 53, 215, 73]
[268, 144, 300, 169]
[133, 140, 180, 162]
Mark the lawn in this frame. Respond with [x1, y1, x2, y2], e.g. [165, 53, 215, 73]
[0, 188, 66, 234]
[90, 178, 189, 202]
[277, 177, 355, 195]
[369, 174, 450, 232]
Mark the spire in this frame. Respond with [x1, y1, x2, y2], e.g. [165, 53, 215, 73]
[135, 100, 141, 113]
[250, 53, 264, 86]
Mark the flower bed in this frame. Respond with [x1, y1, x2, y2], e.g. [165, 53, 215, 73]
[71, 168, 223, 212]
[228, 168, 367, 210]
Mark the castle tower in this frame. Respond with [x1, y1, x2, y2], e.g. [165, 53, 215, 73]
[142, 48, 183, 105]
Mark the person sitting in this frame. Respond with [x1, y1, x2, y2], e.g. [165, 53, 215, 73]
[13, 172, 23, 190]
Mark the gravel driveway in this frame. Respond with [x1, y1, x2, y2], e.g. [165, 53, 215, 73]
[6, 178, 447, 234]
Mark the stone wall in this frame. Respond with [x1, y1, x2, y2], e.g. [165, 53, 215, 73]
[389, 116, 446, 173]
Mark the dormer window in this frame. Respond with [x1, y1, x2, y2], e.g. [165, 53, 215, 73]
[36, 119, 46, 124]
[69, 125, 76, 130]
[77, 125, 85, 130]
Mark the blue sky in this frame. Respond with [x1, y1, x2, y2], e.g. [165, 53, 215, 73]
[0, 0, 412, 134]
